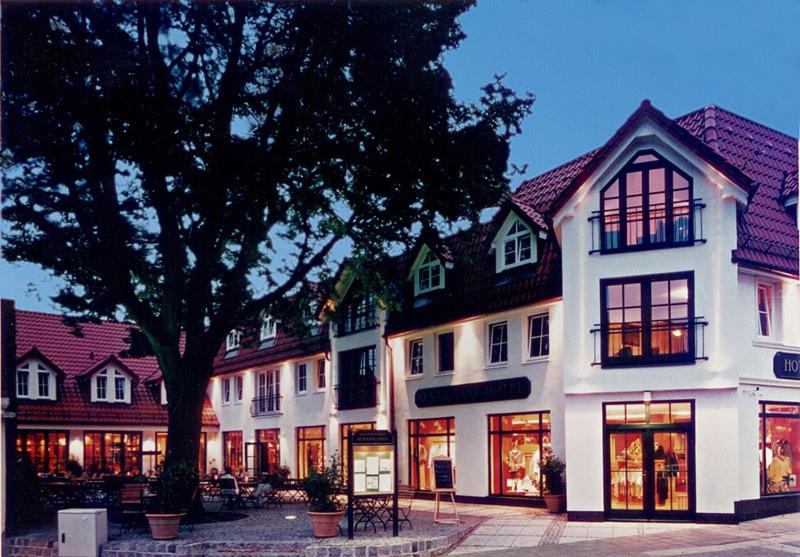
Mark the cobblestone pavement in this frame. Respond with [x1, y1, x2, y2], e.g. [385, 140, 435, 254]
[445, 504, 800, 556]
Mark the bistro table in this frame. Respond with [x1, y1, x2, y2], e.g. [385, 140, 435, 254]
[277, 478, 308, 504]
[352, 495, 392, 532]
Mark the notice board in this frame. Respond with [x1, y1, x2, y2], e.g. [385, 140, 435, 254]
[432, 456, 454, 492]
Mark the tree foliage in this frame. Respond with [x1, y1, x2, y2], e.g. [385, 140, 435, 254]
[2, 0, 533, 484]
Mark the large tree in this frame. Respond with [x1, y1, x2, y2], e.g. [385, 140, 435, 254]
[2, 1, 532, 494]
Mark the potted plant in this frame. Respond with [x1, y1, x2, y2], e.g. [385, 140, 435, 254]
[541, 455, 566, 513]
[145, 459, 197, 540]
[304, 454, 344, 538]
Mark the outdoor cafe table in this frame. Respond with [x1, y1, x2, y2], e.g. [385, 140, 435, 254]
[352, 495, 392, 532]
[277, 479, 307, 504]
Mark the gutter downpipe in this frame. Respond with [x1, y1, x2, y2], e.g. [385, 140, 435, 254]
[384, 334, 395, 432]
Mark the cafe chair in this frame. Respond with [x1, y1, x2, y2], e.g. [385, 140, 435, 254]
[397, 484, 415, 529]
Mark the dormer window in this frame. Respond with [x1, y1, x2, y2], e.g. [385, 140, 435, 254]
[92, 367, 131, 403]
[260, 316, 277, 342]
[416, 251, 444, 295]
[600, 151, 693, 252]
[338, 293, 377, 336]
[16, 360, 56, 401]
[496, 216, 536, 272]
[226, 329, 242, 352]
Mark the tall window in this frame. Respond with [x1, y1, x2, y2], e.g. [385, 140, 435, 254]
[337, 346, 377, 410]
[222, 377, 232, 404]
[409, 339, 424, 375]
[489, 412, 551, 497]
[416, 251, 444, 294]
[488, 321, 509, 364]
[226, 329, 242, 351]
[602, 273, 693, 365]
[16, 431, 68, 473]
[296, 426, 325, 478]
[528, 313, 550, 359]
[759, 402, 800, 495]
[316, 359, 326, 390]
[408, 418, 455, 490]
[94, 368, 128, 403]
[83, 432, 142, 475]
[223, 431, 244, 474]
[255, 369, 280, 414]
[296, 363, 308, 394]
[260, 315, 277, 341]
[438, 332, 455, 373]
[500, 218, 534, 270]
[16, 361, 55, 401]
[339, 293, 377, 335]
[601, 151, 692, 251]
[756, 282, 774, 338]
[235, 375, 244, 402]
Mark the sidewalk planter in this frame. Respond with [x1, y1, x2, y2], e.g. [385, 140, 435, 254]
[543, 493, 566, 513]
[541, 456, 567, 514]
[307, 510, 345, 538]
[145, 513, 185, 540]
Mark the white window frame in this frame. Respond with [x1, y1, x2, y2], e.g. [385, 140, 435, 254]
[91, 366, 131, 403]
[526, 312, 550, 361]
[256, 369, 281, 412]
[296, 363, 308, 394]
[234, 375, 244, 403]
[415, 250, 445, 295]
[316, 359, 327, 392]
[260, 315, 277, 342]
[487, 321, 509, 365]
[755, 280, 775, 339]
[495, 216, 536, 272]
[226, 329, 242, 352]
[409, 339, 424, 376]
[15, 360, 56, 401]
[222, 377, 232, 405]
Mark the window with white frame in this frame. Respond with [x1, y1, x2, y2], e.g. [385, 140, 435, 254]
[235, 375, 244, 402]
[316, 359, 326, 390]
[756, 282, 774, 338]
[297, 363, 308, 394]
[498, 217, 535, 271]
[16, 360, 56, 401]
[260, 315, 277, 342]
[409, 339, 424, 375]
[92, 367, 130, 403]
[226, 329, 242, 351]
[527, 313, 550, 359]
[222, 377, 232, 404]
[256, 369, 281, 414]
[488, 322, 508, 364]
[416, 251, 444, 295]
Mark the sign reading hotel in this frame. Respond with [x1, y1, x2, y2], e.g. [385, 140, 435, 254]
[415, 377, 531, 408]
[774, 352, 800, 380]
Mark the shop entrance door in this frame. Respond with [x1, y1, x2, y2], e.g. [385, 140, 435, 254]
[604, 401, 694, 520]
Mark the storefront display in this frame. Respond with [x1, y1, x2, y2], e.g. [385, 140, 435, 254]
[489, 412, 551, 497]
[297, 425, 325, 478]
[408, 418, 454, 490]
[759, 402, 799, 495]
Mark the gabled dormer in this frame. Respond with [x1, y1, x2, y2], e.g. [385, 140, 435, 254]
[79, 355, 135, 404]
[15, 348, 62, 401]
[408, 242, 453, 296]
[490, 201, 548, 273]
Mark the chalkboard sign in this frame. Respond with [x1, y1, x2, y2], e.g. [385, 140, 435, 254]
[432, 457, 454, 492]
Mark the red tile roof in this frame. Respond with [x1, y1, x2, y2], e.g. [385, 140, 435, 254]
[212, 323, 329, 376]
[14, 310, 219, 427]
[515, 101, 798, 276]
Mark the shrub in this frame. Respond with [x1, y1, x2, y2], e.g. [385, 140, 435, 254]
[541, 456, 566, 495]
[304, 454, 343, 513]
[154, 460, 198, 513]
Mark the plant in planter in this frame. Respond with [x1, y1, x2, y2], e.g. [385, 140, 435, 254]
[540, 455, 566, 513]
[304, 454, 344, 538]
[145, 459, 198, 540]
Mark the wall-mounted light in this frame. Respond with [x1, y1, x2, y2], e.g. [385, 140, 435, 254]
[643, 391, 652, 404]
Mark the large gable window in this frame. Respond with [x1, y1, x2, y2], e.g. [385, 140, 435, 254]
[601, 151, 692, 252]
[92, 367, 131, 403]
[500, 217, 534, 270]
[260, 316, 277, 342]
[415, 251, 444, 295]
[338, 293, 377, 336]
[226, 329, 242, 352]
[16, 360, 56, 401]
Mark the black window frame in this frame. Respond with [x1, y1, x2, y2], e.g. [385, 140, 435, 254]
[437, 332, 455, 373]
[337, 292, 377, 336]
[600, 271, 695, 367]
[600, 150, 694, 253]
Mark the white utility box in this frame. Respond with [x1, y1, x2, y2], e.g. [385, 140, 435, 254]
[58, 508, 108, 557]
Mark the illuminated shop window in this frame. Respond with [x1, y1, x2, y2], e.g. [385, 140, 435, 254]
[760, 402, 800, 495]
[296, 426, 325, 478]
[408, 418, 455, 491]
[489, 412, 551, 497]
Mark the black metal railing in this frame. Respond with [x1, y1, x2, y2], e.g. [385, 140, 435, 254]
[588, 199, 706, 254]
[250, 394, 283, 417]
[333, 382, 377, 410]
[591, 316, 709, 366]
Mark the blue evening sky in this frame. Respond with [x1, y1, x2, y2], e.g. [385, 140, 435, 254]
[2, 0, 798, 313]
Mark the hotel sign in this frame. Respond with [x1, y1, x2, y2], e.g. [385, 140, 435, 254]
[415, 377, 531, 408]
[773, 352, 800, 380]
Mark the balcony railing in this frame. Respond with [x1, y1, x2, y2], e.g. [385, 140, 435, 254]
[250, 394, 282, 417]
[334, 382, 377, 410]
[588, 199, 706, 254]
[590, 317, 709, 366]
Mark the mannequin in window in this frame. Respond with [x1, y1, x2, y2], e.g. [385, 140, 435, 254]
[527, 445, 541, 491]
[507, 438, 525, 481]
[418, 443, 428, 489]
[767, 440, 792, 493]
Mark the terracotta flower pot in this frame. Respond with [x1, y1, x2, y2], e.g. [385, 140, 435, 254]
[146, 513, 185, 540]
[543, 493, 566, 513]
[308, 510, 344, 538]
